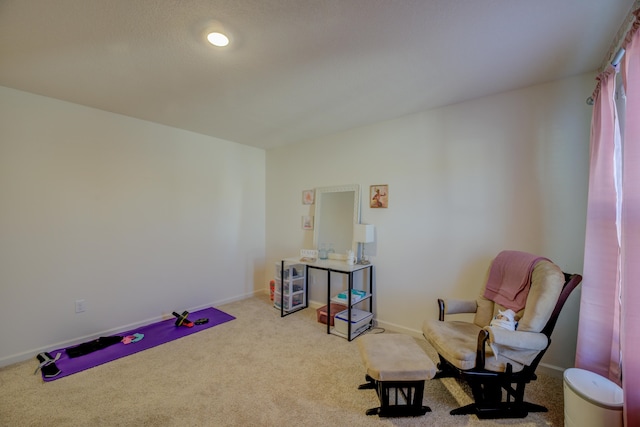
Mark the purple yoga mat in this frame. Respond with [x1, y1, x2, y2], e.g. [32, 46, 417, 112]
[41, 307, 235, 381]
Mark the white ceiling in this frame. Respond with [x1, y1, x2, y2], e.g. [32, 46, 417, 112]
[0, 0, 634, 150]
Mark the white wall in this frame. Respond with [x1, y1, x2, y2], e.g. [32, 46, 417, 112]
[0, 72, 594, 372]
[266, 73, 594, 374]
[0, 86, 266, 366]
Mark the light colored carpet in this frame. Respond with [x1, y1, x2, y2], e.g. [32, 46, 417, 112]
[0, 294, 564, 426]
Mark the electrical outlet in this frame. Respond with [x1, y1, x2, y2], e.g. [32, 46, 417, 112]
[75, 299, 86, 313]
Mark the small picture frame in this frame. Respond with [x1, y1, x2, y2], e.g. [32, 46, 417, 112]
[302, 215, 314, 230]
[370, 185, 389, 208]
[302, 189, 315, 205]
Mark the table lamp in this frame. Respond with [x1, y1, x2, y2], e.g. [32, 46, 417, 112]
[353, 224, 375, 264]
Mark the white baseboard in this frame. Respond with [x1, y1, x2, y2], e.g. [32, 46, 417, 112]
[308, 300, 323, 309]
[373, 318, 424, 338]
[0, 289, 263, 369]
[537, 362, 566, 379]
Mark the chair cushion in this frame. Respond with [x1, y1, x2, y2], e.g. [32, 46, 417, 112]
[473, 260, 564, 332]
[516, 260, 564, 332]
[422, 320, 484, 370]
[483, 350, 525, 372]
[423, 319, 533, 373]
[473, 296, 495, 327]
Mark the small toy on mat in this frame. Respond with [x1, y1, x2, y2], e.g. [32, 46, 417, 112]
[172, 311, 194, 327]
[122, 333, 145, 344]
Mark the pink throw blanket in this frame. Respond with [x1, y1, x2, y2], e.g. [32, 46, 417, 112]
[483, 250, 550, 312]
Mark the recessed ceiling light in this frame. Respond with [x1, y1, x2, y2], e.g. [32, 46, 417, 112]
[207, 32, 229, 47]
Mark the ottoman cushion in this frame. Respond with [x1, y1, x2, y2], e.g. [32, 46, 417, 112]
[358, 334, 436, 382]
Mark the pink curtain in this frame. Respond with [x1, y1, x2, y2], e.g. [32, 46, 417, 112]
[575, 65, 621, 380]
[621, 11, 640, 427]
[577, 10, 640, 427]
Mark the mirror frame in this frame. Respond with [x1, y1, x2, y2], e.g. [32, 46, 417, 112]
[313, 184, 361, 255]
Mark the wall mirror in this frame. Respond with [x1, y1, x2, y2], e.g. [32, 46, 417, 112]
[313, 184, 361, 255]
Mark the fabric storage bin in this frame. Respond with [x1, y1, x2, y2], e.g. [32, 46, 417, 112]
[316, 303, 347, 326]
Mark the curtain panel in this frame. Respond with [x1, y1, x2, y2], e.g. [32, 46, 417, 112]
[578, 9, 640, 427]
[576, 66, 620, 381]
[620, 10, 640, 427]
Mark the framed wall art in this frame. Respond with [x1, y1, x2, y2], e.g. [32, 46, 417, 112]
[370, 185, 388, 208]
[302, 189, 315, 205]
[302, 215, 314, 230]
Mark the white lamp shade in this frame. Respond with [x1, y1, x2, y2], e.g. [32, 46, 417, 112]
[353, 224, 375, 243]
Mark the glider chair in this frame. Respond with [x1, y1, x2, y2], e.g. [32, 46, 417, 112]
[422, 251, 582, 419]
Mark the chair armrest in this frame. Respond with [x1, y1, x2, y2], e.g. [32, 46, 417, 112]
[474, 328, 549, 369]
[438, 298, 477, 320]
[483, 327, 549, 351]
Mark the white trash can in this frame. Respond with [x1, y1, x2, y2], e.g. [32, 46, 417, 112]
[563, 368, 623, 427]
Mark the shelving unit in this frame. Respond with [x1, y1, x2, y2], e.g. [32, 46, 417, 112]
[295, 258, 374, 340]
[275, 261, 307, 316]
[277, 257, 374, 340]
[328, 268, 373, 341]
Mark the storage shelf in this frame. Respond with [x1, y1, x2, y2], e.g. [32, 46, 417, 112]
[275, 277, 305, 296]
[275, 261, 307, 316]
[275, 263, 304, 280]
[331, 291, 372, 305]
